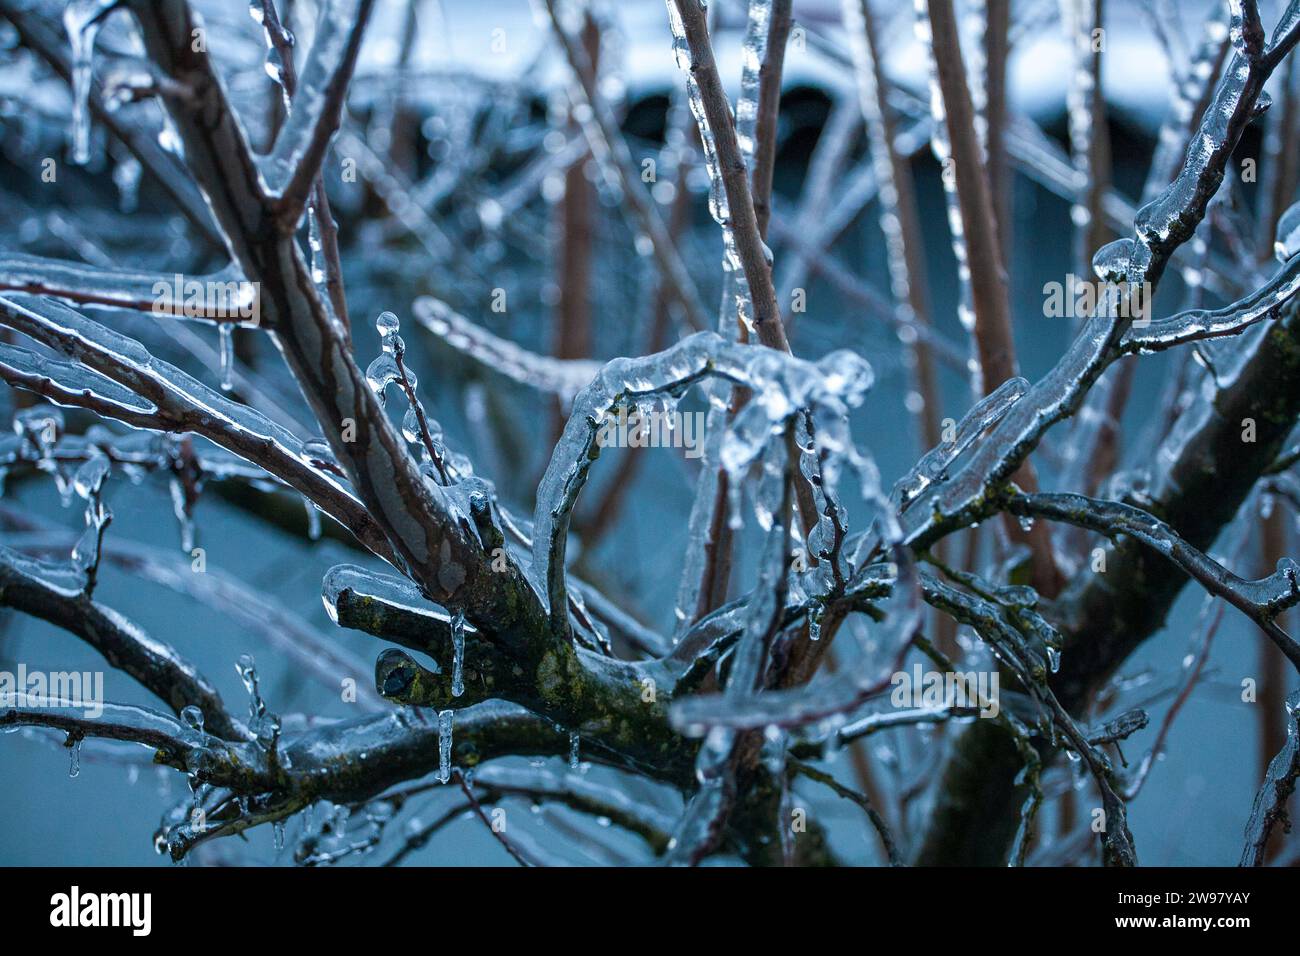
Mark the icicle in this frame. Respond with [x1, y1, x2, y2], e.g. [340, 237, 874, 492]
[70, 454, 111, 586]
[168, 477, 194, 552]
[364, 353, 400, 406]
[218, 324, 234, 392]
[1275, 200, 1300, 261]
[450, 610, 465, 698]
[63, 0, 116, 166]
[70, 521, 102, 578]
[735, 0, 773, 160]
[180, 705, 204, 735]
[568, 730, 581, 770]
[308, 208, 327, 288]
[437, 709, 453, 784]
[235, 653, 266, 729]
[112, 155, 142, 213]
[67, 734, 82, 778]
[303, 496, 321, 541]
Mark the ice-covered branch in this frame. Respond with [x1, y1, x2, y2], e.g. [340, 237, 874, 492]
[920, 236, 1300, 864]
[323, 562, 688, 778]
[1120, 252, 1300, 352]
[470, 765, 674, 855]
[122, 0, 548, 639]
[541, 0, 708, 333]
[669, 549, 920, 734]
[532, 331, 872, 637]
[899, 2, 1300, 556]
[1006, 492, 1300, 670]
[324, 562, 515, 710]
[919, 570, 1137, 866]
[0, 255, 257, 325]
[4, 527, 380, 709]
[0, 698, 230, 766]
[0, 0, 222, 246]
[412, 296, 600, 399]
[0, 294, 397, 564]
[263, 0, 375, 224]
[0, 339, 161, 426]
[790, 758, 901, 865]
[665, 0, 788, 351]
[0, 545, 246, 740]
[745, 0, 794, 238]
[1240, 689, 1300, 865]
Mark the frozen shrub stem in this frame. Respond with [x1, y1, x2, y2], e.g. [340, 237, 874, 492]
[1, 0, 1300, 867]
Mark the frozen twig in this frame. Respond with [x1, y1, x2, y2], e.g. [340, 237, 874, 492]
[667, 0, 788, 351]
[0, 545, 245, 740]
[263, 0, 375, 226]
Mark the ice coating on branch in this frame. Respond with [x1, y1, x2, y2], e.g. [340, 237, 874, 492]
[1131, 43, 1253, 275]
[0, 542, 91, 598]
[842, 0, 917, 333]
[671, 0, 787, 625]
[248, 0, 293, 110]
[665, 1, 728, 228]
[364, 354, 400, 405]
[665, 0, 752, 330]
[180, 705, 204, 734]
[0, 294, 357, 526]
[1142, 17, 1231, 205]
[734, 0, 773, 160]
[307, 209, 328, 292]
[672, 545, 922, 733]
[1240, 689, 1300, 864]
[532, 332, 874, 625]
[322, 563, 478, 643]
[913, 0, 976, 340]
[897, 8, 1282, 553]
[63, 0, 116, 166]
[234, 653, 281, 752]
[890, 376, 1028, 511]
[1060, 0, 1098, 233]
[1122, 253, 1300, 352]
[72, 453, 110, 502]
[412, 297, 600, 399]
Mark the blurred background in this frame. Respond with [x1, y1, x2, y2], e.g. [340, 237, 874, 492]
[0, 0, 1292, 865]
